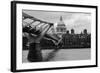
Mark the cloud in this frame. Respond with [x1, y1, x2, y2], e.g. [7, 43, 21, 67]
[64, 13, 91, 33]
[23, 10, 91, 33]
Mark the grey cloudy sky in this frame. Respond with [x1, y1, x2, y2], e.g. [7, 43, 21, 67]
[23, 10, 91, 34]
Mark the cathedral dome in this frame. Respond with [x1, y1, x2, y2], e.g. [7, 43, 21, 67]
[56, 16, 66, 36]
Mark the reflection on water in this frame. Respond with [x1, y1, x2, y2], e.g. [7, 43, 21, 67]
[44, 49, 60, 61]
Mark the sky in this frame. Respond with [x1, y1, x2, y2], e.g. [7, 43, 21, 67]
[23, 10, 91, 34]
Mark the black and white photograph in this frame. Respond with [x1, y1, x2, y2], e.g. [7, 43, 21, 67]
[11, 1, 97, 72]
[22, 10, 91, 63]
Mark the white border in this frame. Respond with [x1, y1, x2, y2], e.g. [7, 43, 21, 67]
[16, 3, 96, 70]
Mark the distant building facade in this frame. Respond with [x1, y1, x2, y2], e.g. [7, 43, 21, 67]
[23, 28, 91, 50]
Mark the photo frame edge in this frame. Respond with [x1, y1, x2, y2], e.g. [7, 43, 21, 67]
[11, 1, 98, 72]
